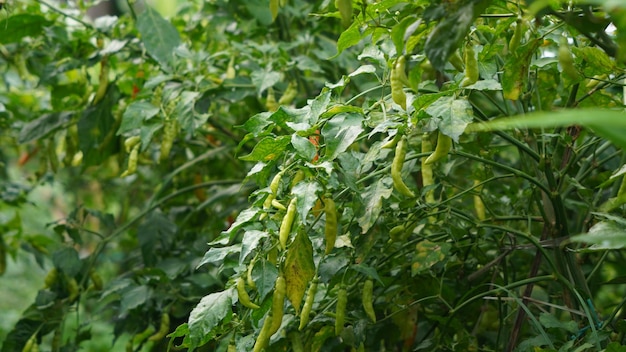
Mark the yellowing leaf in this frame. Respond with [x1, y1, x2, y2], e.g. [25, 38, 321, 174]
[502, 39, 541, 100]
[270, 0, 279, 21]
[411, 241, 450, 275]
[284, 230, 315, 315]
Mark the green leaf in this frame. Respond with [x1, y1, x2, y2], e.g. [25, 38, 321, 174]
[294, 55, 323, 72]
[136, 6, 182, 71]
[311, 325, 335, 352]
[308, 89, 332, 125]
[0, 14, 51, 44]
[137, 211, 177, 267]
[239, 136, 291, 161]
[348, 64, 376, 77]
[52, 247, 81, 277]
[268, 91, 330, 133]
[468, 109, 626, 150]
[605, 342, 626, 352]
[284, 230, 315, 315]
[240, 230, 269, 264]
[424, 96, 473, 142]
[121, 285, 152, 313]
[119, 101, 160, 135]
[291, 134, 317, 162]
[570, 221, 626, 250]
[100, 278, 133, 300]
[538, 313, 578, 333]
[241, 112, 272, 136]
[139, 120, 162, 150]
[424, 0, 490, 71]
[391, 16, 417, 55]
[166, 323, 190, 351]
[0, 306, 48, 352]
[358, 178, 393, 234]
[351, 264, 383, 285]
[251, 69, 282, 94]
[18, 112, 72, 144]
[270, 106, 312, 132]
[188, 288, 234, 350]
[244, 0, 273, 25]
[462, 79, 502, 91]
[197, 244, 242, 269]
[175, 91, 203, 134]
[216, 208, 261, 244]
[572, 343, 596, 352]
[156, 258, 188, 280]
[334, 21, 367, 58]
[251, 259, 279, 301]
[292, 181, 322, 225]
[321, 112, 364, 161]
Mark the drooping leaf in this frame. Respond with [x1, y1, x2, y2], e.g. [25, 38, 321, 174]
[251, 69, 282, 94]
[284, 230, 315, 315]
[18, 112, 72, 144]
[502, 38, 541, 100]
[77, 87, 119, 166]
[391, 15, 417, 55]
[118, 102, 160, 135]
[267, 91, 329, 133]
[351, 264, 383, 285]
[358, 178, 393, 233]
[321, 112, 364, 161]
[270, 106, 313, 132]
[188, 289, 235, 350]
[136, 6, 182, 71]
[214, 208, 261, 245]
[311, 325, 335, 352]
[291, 180, 322, 225]
[175, 91, 203, 134]
[251, 259, 279, 301]
[291, 134, 317, 161]
[241, 111, 273, 136]
[137, 211, 177, 267]
[307, 89, 332, 126]
[121, 285, 152, 313]
[240, 230, 269, 264]
[424, 96, 473, 142]
[424, 0, 491, 71]
[411, 241, 451, 275]
[0, 305, 50, 352]
[52, 247, 81, 277]
[334, 21, 368, 58]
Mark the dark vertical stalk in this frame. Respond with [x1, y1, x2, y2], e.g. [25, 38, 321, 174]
[506, 224, 550, 352]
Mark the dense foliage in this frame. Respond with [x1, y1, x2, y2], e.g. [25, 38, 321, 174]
[2, 0, 626, 351]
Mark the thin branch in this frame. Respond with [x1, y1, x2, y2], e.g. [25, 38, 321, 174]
[35, 0, 95, 30]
